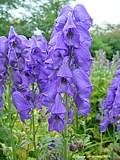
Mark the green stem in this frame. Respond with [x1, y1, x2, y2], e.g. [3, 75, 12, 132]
[64, 94, 69, 160]
[74, 104, 78, 133]
[112, 124, 116, 159]
[100, 132, 103, 154]
[31, 84, 37, 153]
[32, 110, 36, 151]
[8, 79, 16, 160]
[84, 118, 86, 135]
[75, 110, 78, 132]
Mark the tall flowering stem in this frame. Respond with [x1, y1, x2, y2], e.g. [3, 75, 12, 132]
[112, 124, 116, 159]
[31, 84, 36, 151]
[42, 4, 93, 160]
[63, 93, 69, 160]
[0, 26, 48, 159]
[7, 69, 16, 160]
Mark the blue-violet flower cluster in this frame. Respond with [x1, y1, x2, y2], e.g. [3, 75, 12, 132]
[41, 4, 93, 132]
[100, 61, 120, 132]
[0, 4, 93, 133]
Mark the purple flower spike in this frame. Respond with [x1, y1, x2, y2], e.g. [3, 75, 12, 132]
[45, 4, 93, 132]
[100, 61, 120, 132]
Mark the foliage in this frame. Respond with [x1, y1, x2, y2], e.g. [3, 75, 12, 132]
[0, 0, 72, 38]
[91, 24, 120, 60]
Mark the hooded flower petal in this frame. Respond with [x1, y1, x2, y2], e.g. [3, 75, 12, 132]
[63, 12, 80, 48]
[48, 114, 65, 132]
[74, 46, 93, 75]
[73, 68, 92, 99]
[50, 94, 66, 114]
[73, 4, 93, 29]
[12, 91, 32, 122]
[75, 95, 90, 116]
[57, 56, 72, 78]
[0, 36, 8, 55]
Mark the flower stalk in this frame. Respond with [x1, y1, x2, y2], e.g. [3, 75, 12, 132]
[64, 94, 69, 160]
[31, 84, 37, 152]
[8, 69, 16, 160]
[112, 124, 116, 159]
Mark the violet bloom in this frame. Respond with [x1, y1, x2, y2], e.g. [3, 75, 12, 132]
[44, 4, 93, 132]
[12, 91, 32, 122]
[48, 114, 65, 132]
[8, 26, 30, 70]
[7, 27, 48, 121]
[0, 36, 8, 112]
[100, 61, 120, 132]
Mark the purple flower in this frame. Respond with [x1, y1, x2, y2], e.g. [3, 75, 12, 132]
[75, 96, 90, 116]
[0, 36, 8, 55]
[100, 117, 109, 132]
[45, 4, 93, 132]
[100, 61, 120, 132]
[72, 68, 92, 99]
[12, 91, 32, 122]
[63, 12, 80, 48]
[57, 56, 72, 78]
[0, 36, 8, 112]
[50, 94, 66, 114]
[73, 4, 93, 30]
[48, 114, 65, 132]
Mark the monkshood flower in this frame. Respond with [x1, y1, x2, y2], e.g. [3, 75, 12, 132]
[6, 27, 33, 121]
[100, 61, 120, 132]
[25, 35, 48, 88]
[0, 36, 8, 112]
[6, 26, 48, 122]
[43, 4, 93, 132]
[8, 26, 30, 71]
